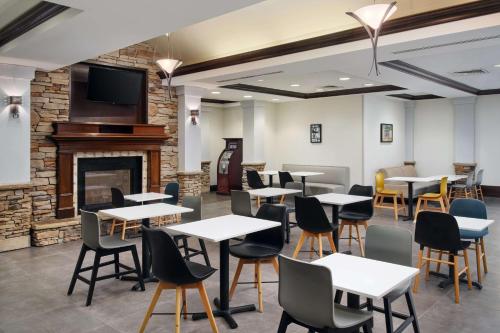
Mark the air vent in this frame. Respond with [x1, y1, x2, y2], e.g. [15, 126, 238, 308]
[216, 71, 283, 83]
[393, 34, 500, 55]
[451, 69, 489, 76]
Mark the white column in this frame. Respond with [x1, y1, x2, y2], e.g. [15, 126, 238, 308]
[241, 100, 267, 163]
[404, 101, 416, 162]
[452, 97, 476, 163]
[177, 86, 204, 171]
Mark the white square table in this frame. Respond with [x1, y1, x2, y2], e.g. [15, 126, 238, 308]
[258, 170, 279, 186]
[289, 171, 324, 195]
[166, 214, 281, 329]
[124, 192, 172, 202]
[314, 193, 373, 250]
[99, 203, 193, 289]
[248, 187, 302, 204]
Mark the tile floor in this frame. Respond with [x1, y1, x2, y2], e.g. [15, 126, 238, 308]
[1, 193, 499, 333]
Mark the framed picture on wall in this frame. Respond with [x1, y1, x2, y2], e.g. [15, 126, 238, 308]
[310, 124, 322, 143]
[380, 123, 393, 143]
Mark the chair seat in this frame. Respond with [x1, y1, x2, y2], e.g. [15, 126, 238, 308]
[229, 242, 281, 259]
[333, 304, 372, 329]
[460, 228, 488, 239]
[378, 189, 399, 195]
[419, 192, 441, 199]
[185, 260, 217, 281]
[303, 223, 336, 234]
[451, 184, 467, 189]
[100, 235, 134, 250]
[338, 211, 371, 221]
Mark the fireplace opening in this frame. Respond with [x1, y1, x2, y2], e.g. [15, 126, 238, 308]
[77, 157, 142, 212]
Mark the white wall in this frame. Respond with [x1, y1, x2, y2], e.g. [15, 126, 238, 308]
[414, 99, 455, 176]
[363, 95, 406, 186]
[0, 65, 35, 185]
[273, 96, 364, 185]
[476, 95, 500, 186]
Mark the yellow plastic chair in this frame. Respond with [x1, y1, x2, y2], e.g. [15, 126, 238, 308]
[373, 172, 406, 222]
[414, 177, 449, 222]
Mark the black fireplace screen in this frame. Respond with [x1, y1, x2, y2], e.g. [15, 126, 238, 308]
[77, 157, 142, 212]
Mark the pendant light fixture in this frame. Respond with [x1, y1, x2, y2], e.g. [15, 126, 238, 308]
[346, 1, 397, 75]
[156, 33, 182, 100]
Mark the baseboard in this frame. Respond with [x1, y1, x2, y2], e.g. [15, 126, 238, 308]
[0, 235, 30, 252]
[482, 185, 500, 198]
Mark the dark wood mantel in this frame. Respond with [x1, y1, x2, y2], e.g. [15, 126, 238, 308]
[50, 122, 169, 219]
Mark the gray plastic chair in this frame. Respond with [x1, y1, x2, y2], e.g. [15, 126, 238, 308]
[277, 255, 373, 333]
[364, 225, 420, 333]
[450, 173, 474, 199]
[474, 169, 484, 200]
[173, 196, 211, 266]
[231, 190, 253, 217]
[68, 210, 144, 306]
[283, 182, 303, 243]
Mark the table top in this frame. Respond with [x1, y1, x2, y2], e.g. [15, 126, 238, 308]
[99, 203, 192, 221]
[314, 193, 372, 206]
[165, 214, 281, 242]
[248, 187, 302, 197]
[289, 171, 324, 177]
[454, 216, 495, 232]
[431, 175, 467, 182]
[313, 253, 419, 299]
[124, 192, 172, 202]
[258, 170, 279, 176]
[385, 176, 436, 183]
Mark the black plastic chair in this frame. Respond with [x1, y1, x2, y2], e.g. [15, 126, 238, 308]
[247, 169, 266, 189]
[228, 204, 287, 313]
[292, 196, 337, 259]
[139, 227, 218, 333]
[338, 185, 373, 256]
[164, 182, 180, 205]
[68, 211, 144, 306]
[173, 196, 211, 267]
[279, 171, 294, 188]
[109, 187, 141, 239]
[413, 211, 472, 304]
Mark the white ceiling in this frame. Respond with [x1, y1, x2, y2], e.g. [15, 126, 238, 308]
[0, 0, 263, 70]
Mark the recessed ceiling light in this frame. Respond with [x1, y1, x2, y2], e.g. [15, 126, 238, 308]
[495, 64, 500, 68]
[339, 77, 351, 81]
[243, 95, 253, 98]
[211, 91, 221, 94]
[257, 79, 265, 82]
[316, 88, 324, 92]
[290, 83, 301, 87]
[364, 83, 374, 87]
[272, 98, 280, 101]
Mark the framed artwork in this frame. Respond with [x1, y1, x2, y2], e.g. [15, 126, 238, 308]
[380, 123, 393, 143]
[310, 124, 322, 143]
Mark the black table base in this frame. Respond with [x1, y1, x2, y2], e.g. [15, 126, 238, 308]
[429, 271, 483, 289]
[403, 182, 415, 221]
[192, 299, 256, 329]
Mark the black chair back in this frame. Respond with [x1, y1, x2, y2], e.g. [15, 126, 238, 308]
[295, 196, 332, 233]
[142, 226, 196, 285]
[415, 211, 462, 252]
[163, 182, 179, 205]
[245, 204, 287, 250]
[340, 185, 374, 217]
[231, 190, 253, 217]
[247, 170, 266, 189]
[279, 171, 294, 188]
[111, 187, 125, 208]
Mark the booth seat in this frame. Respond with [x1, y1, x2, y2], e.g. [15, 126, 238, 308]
[281, 164, 349, 195]
[378, 165, 439, 198]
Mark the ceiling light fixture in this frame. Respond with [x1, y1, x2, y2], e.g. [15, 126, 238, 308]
[272, 98, 280, 101]
[211, 91, 221, 94]
[316, 88, 324, 92]
[156, 33, 182, 100]
[339, 77, 351, 81]
[243, 95, 253, 99]
[495, 64, 500, 68]
[290, 83, 301, 87]
[346, 1, 397, 76]
[257, 79, 265, 82]
[364, 83, 374, 86]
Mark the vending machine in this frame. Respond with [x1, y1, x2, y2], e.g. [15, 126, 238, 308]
[216, 138, 243, 195]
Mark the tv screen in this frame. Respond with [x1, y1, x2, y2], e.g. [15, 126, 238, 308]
[87, 66, 142, 105]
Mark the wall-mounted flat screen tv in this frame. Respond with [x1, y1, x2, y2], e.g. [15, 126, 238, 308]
[87, 66, 142, 105]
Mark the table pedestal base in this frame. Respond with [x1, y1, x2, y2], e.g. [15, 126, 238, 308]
[429, 271, 483, 289]
[192, 298, 256, 329]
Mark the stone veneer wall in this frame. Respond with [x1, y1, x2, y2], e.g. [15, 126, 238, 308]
[241, 162, 266, 191]
[177, 171, 202, 200]
[0, 184, 32, 252]
[201, 161, 211, 193]
[25, 42, 179, 247]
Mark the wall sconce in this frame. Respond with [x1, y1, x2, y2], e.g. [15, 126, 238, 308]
[8, 96, 22, 118]
[190, 109, 199, 125]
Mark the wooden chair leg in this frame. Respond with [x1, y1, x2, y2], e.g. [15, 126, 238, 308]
[182, 288, 188, 320]
[121, 221, 127, 240]
[453, 255, 460, 304]
[254, 263, 258, 288]
[354, 224, 364, 257]
[463, 249, 473, 290]
[439, 197, 446, 212]
[256, 261, 263, 312]
[479, 187, 484, 201]
[272, 257, 279, 274]
[318, 235, 323, 258]
[392, 195, 398, 222]
[292, 232, 306, 258]
[139, 283, 163, 333]
[436, 251, 443, 273]
[197, 282, 219, 333]
[229, 260, 244, 300]
[400, 193, 407, 215]
[413, 249, 423, 293]
[414, 198, 422, 223]
[425, 248, 431, 281]
[348, 225, 352, 246]
[174, 287, 182, 333]
[338, 222, 345, 241]
[256, 196, 261, 207]
[279, 195, 285, 204]
[480, 237, 488, 273]
[475, 240, 482, 284]
[326, 233, 337, 253]
[110, 220, 116, 236]
[309, 236, 315, 259]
